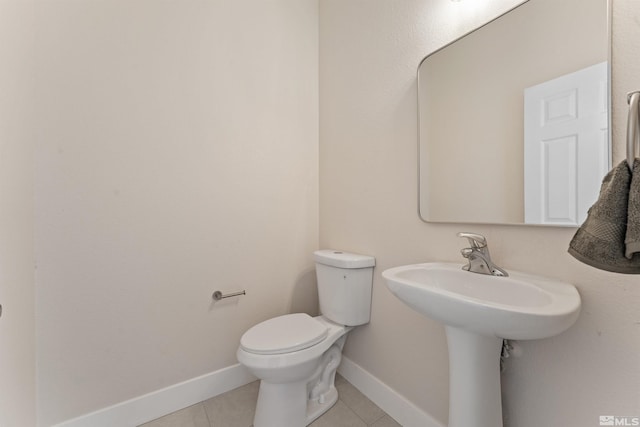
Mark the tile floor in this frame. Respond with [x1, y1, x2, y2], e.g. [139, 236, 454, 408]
[139, 374, 401, 427]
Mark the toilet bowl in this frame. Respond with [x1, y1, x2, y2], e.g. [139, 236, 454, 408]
[237, 314, 351, 426]
[237, 250, 375, 427]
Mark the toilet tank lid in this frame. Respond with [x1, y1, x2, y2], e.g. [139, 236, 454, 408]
[314, 250, 375, 269]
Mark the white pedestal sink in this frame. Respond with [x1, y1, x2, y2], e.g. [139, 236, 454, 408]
[382, 262, 581, 427]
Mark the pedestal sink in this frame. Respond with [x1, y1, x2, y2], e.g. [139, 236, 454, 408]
[382, 262, 581, 427]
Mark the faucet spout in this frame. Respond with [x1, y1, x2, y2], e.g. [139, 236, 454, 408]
[457, 232, 508, 277]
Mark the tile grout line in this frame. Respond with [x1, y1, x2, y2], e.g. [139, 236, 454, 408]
[201, 402, 213, 427]
[337, 396, 385, 427]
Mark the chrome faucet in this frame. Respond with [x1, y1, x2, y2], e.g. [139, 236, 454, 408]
[457, 232, 508, 277]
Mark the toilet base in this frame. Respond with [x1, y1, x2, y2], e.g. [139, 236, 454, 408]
[253, 380, 307, 427]
[306, 386, 338, 425]
[252, 340, 345, 427]
[252, 381, 339, 427]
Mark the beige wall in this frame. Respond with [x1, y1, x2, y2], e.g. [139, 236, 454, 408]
[35, 0, 318, 425]
[320, 0, 640, 426]
[0, 0, 36, 426]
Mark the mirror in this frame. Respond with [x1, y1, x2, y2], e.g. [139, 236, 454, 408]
[418, 0, 610, 226]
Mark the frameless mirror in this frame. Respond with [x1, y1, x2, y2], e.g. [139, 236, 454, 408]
[418, 0, 610, 226]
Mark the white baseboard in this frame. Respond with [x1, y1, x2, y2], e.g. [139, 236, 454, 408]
[52, 364, 257, 427]
[337, 356, 445, 427]
[53, 357, 442, 427]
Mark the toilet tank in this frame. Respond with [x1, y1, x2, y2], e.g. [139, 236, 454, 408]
[314, 250, 375, 326]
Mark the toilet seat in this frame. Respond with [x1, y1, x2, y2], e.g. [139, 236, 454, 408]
[240, 313, 328, 355]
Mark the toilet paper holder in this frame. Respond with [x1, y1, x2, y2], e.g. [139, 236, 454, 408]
[212, 290, 246, 301]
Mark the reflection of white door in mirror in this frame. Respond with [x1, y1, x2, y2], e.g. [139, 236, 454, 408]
[524, 62, 609, 225]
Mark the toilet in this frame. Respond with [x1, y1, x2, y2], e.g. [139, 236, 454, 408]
[237, 249, 375, 427]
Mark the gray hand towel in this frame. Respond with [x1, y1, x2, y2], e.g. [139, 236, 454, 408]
[625, 159, 640, 258]
[568, 159, 640, 273]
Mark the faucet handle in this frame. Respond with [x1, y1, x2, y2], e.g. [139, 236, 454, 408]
[460, 247, 473, 258]
[457, 232, 487, 248]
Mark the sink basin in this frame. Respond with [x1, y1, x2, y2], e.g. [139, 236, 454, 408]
[382, 262, 581, 340]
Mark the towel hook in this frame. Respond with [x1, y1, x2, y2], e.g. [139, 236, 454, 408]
[626, 91, 640, 170]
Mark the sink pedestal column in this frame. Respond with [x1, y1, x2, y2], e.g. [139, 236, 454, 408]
[445, 326, 503, 427]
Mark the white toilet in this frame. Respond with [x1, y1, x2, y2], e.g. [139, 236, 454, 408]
[237, 249, 375, 427]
